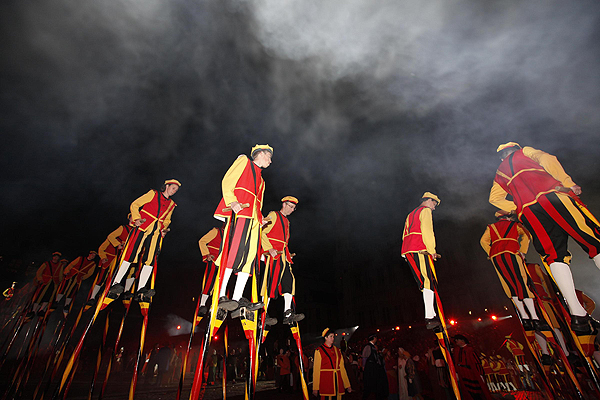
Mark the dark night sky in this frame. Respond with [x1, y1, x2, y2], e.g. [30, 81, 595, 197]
[2, 0, 600, 329]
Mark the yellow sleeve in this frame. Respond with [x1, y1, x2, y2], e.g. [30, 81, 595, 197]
[489, 181, 517, 213]
[35, 263, 47, 284]
[107, 226, 124, 247]
[522, 146, 576, 188]
[312, 350, 321, 391]
[338, 349, 351, 389]
[130, 190, 155, 221]
[222, 156, 248, 206]
[480, 226, 492, 256]
[419, 208, 436, 255]
[517, 224, 531, 254]
[198, 228, 218, 257]
[63, 257, 81, 278]
[260, 211, 277, 251]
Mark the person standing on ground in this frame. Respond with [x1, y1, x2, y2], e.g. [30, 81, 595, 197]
[313, 328, 352, 399]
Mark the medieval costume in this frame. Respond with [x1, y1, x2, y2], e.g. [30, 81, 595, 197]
[313, 328, 351, 399]
[480, 211, 547, 331]
[91, 220, 133, 302]
[490, 142, 600, 333]
[261, 196, 303, 324]
[33, 252, 66, 315]
[197, 225, 223, 315]
[109, 179, 180, 301]
[401, 192, 441, 329]
[213, 145, 272, 313]
[61, 251, 97, 308]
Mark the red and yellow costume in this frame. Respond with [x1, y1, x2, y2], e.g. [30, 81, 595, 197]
[505, 337, 526, 365]
[525, 263, 560, 328]
[98, 224, 133, 266]
[480, 217, 533, 300]
[261, 210, 294, 298]
[490, 145, 600, 266]
[35, 255, 65, 304]
[198, 227, 223, 296]
[214, 155, 266, 274]
[122, 189, 177, 267]
[401, 205, 437, 291]
[313, 344, 350, 399]
[64, 256, 97, 284]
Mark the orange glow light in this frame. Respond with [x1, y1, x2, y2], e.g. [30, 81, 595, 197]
[491, 315, 498, 321]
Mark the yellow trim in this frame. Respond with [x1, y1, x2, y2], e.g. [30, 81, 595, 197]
[558, 194, 598, 238]
[518, 189, 558, 217]
[506, 167, 546, 186]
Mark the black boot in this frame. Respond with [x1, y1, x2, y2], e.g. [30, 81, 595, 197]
[570, 315, 592, 334]
[283, 309, 305, 324]
[107, 284, 125, 300]
[521, 319, 534, 331]
[425, 317, 441, 330]
[218, 296, 239, 311]
[134, 288, 156, 302]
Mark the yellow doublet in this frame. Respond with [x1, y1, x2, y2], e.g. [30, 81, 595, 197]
[260, 211, 279, 252]
[98, 225, 126, 259]
[198, 227, 219, 257]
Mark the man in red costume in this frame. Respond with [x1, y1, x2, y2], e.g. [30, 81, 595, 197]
[313, 328, 352, 399]
[89, 216, 134, 304]
[197, 224, 224, 316]
[108, 179, 180, 302]
[213, 145, 272, 313]
[453, 334, 492, 400]
[261, 196, 304, 324]
[61, 250, 97, 308]
[480, 211, 548, 331]
[401, 192, 442, 330]
[490, 142, 600, 333]
[33, 251, 66, 315]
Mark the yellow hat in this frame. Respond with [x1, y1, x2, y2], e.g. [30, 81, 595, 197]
[322, 328, 331, 337]
[496, 142, 521, 152]
[281, 196, 298, 204]
[421, 192, 441, 205]
[164, 179, 181, 186]
[52, 252, 62, 257]
[251, 144, 273, 157]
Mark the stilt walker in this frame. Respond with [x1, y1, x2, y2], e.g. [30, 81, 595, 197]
[196, 224, 225, 318]
[260, 196, 304, 325]
[190, 145, 274, 399]
[489, 142, 600, 334]
[89, 217, 134, 308]
[107, 179, 180, 302]
[401, 192, 462, 399]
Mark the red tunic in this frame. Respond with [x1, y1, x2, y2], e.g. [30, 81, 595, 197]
[494, 149, 562, 216]
[401, 206, 428, 254]
[64, 257, 97, 283]
[263, 211, 292, 262]
[505, 339, 525, 357]
[137, 191, 177, 232]
[98, 225, 132, 266]
[36, 260, 63, 285]
[486, 220, 524, 258]
[313, 344, 350, 397]
[214, 156, 265, 224]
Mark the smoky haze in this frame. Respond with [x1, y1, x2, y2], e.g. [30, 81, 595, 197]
[1, 0, 600, 322]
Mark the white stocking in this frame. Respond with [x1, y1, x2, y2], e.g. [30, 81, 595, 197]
[113, 261, 131, 285]
[534, 332, 549, 355]
[423, 289, 436, 319]
[550, 262, 587, 316]
[512, 297, 529, 319]
[219, 269, 233, 298]
[523, 298, 539, 320]
[138, 265, 153, 289]
[232, 272, 250, 301]
[283, 293, 293, 312]
[200, 294, 209, 307]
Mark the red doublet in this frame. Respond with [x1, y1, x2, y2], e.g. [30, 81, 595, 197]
[487, 220, 523, 258]
[314, 345, 347, 396]
[37, 261, 62, 285]
[266, 211, 292, 262]
[138, 191, 177, 232]
[99, 225, 132, 266]
[401, 206, 429, 254]
[214, 157, 265, 224]
[505, 339, 525, 357]
[204, 229, 223, 261]
[495, 149, 562, 216]
[64, 257, 97, 283]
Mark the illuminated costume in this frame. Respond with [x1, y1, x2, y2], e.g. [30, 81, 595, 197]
[313, 328, 351, 399]
[213, 145, 272, 313]
[401, 192, 441, 329]
[3, 282, 16, 301]
[197, 225, 223, 316]
[480, 212, 544, 330]
[261, 196, 304, 324]
[452, 335, 491, 400]
[490, 142, 600, 332]
[109, 179, 180, 301]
